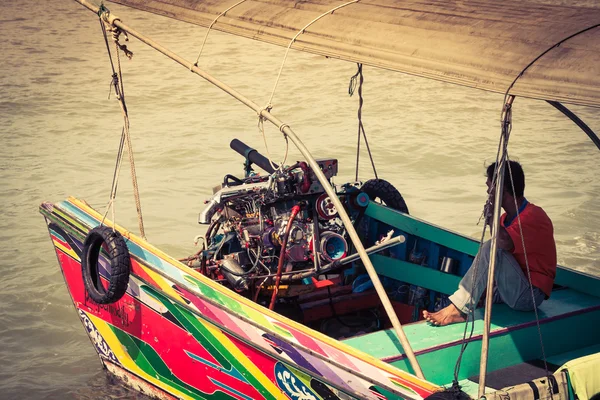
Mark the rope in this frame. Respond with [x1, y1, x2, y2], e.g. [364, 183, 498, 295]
[506, 154, 552, 392]
[258, 106, 289, 172]
[267, 0, 359, 108]
[192, 0, 248, 68]
[349, 63, 378, 181]
[501, 22, 599, 108]
[451, 97, 514, 384]
[464, 94, 551, 399]
[102, 127, 126, 229]
[483, 22, 595, 394]
[262, 0, 359, 171]
[98, 12, 146, 239]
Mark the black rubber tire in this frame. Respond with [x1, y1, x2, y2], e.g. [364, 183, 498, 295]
[81, 226, 131, 304]
[424, 390, 470, 400]
[361, 179, 409, 214]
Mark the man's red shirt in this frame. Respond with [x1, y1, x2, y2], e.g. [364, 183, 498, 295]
[500, 202, 557, 298]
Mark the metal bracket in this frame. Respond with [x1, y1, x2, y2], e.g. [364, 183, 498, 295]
[547, 101, 600, 151]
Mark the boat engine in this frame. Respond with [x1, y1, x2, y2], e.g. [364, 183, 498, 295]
[192, 139, 356, 297]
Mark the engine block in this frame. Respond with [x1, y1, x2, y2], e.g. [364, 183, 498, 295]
[197, 157, 353, 295]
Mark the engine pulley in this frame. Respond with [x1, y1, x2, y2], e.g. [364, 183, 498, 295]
[320, 232, 348, 263]
[316, 193, 338, 220]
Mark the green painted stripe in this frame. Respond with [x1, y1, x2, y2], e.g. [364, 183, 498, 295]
[365, 202, 480, 256]
[41, 208, 85, 239]
[141, 285, 278, 400]
[371, 254, 461, 295]
[183, 275, 293, 338]
[111, 326, 228, 399]
[142, 285, 233, 370]
[52, 205, 91, 232]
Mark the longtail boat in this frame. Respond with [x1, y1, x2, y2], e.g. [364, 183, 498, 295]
[41, 1, 600, 399]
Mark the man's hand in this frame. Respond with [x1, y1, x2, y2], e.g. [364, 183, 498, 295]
[497, 226, 514, 251]
[484, 199, 494, 227]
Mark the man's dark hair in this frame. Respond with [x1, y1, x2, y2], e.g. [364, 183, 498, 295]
[486, 160, 525, 197]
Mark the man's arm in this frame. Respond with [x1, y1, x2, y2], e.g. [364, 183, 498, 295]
[497, 226, 514, 251]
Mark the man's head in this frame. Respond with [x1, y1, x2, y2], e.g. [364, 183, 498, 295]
[486, 160, 525, 202]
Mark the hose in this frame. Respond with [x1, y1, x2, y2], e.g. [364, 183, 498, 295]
[269, 204, 301, 310]
[223, 174, 244, 186]
[298, 162, 311, 193]
[205, 219, 220, 244]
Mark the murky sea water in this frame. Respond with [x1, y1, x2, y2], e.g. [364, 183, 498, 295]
[1, 0, 599, 398]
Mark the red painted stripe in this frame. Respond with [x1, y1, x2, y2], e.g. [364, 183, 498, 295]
[129, 258, 160, 288]
[389, 376, 434, 398]
[50, 233, 70, 250]
[370, 389, 387, 399]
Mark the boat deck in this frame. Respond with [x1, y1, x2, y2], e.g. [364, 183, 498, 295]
[343, 288, 600, 386]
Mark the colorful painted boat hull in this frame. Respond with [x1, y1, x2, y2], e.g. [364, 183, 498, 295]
[41, 197, 439, 400]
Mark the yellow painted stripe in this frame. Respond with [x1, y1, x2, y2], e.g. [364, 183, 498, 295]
[391, 374, 439, 392]
[85, 312, 195, 400]
[143, 266, 185, 303]
[67, 197, 438, 390]
[53, 239, 80, 261]
[198, 317, 287, 400]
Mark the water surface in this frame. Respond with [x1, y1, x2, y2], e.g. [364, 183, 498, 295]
[1, 0, 599, 398]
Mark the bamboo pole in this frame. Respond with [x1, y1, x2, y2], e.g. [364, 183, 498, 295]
[478, 95, 514, 397]
[73, 0, 426, 379]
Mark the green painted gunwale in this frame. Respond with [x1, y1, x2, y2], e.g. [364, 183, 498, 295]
[365, 201, 600, 297]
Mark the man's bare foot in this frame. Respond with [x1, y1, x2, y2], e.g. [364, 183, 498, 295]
[423, 304, 466, 326]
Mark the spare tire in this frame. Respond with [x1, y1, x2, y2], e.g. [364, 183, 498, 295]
[81, 226, 131, 304]
[360, 179, 409, 214]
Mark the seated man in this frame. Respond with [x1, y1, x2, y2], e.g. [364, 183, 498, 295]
[424, 161, 557, 326]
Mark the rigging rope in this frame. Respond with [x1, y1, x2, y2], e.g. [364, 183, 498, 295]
[98, 10, 146, 239]
[506, 152, 552, 389]
[451, 97, 514, 385]
[349, 63, 378, 181]
[450, 23, 596, 388]
[472, 23, 598, 395]
[257, 108, 289, 173]
[267, 0, 359, 109]
[258, 0, 359, 173]
[102, 127, 126, 230]
[192, 0, 248, 68]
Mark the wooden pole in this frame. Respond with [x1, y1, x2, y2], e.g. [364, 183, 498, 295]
[73, 0, 426, 380]
[478, 95, 515, 397]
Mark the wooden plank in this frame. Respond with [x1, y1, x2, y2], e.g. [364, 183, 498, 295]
[365, 202, 480, 256]
[371, 254, 462, 295]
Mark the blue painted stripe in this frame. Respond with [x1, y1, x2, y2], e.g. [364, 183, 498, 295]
[59, 201, 102, 229]
[49, 227, 66, 243]
[209, 377, 254, 400]
[184, 350, 248, 383]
